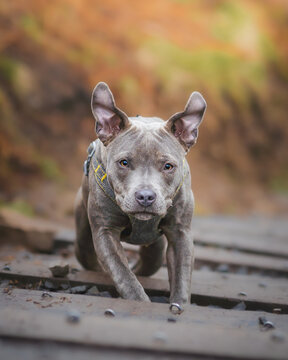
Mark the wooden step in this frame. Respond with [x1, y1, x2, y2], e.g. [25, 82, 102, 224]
[193, 216, 288, 239]
[124, 243, 288, 274]
[194, 246, 288, 274]
[193, 231, 288, 258]
[1, 258, 287, 313]
[1, 288, 288, 331]
[0, 307, 287, 360]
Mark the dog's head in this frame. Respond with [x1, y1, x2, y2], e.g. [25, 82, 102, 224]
[91, 82, 206, 220]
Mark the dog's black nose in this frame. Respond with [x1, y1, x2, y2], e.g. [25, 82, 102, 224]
[135, 189, 156, 207]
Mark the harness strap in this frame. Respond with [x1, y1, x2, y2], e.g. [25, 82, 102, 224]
[91, 155, 117, 204]
[83, 141, 117, 204]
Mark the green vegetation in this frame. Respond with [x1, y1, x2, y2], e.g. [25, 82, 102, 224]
[0, 56, 18, 83]
[143, 37, 267, 102]
[270, 173, 288, 195]
[20, 15, 42, 42]
[37, 156, 64, 182]
[0, 199, 35, 217]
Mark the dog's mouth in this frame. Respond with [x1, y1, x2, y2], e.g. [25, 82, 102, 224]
[130, 212, 157, 221]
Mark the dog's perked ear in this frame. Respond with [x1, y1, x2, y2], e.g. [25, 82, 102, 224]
[91, 82, 130, 145]
[165, 92, 207, 152]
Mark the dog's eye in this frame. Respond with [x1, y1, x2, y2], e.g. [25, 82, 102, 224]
[119, 159, 129, 168]
[164, 163, 173, 171]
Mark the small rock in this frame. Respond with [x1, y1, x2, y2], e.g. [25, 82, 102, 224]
[104, 309, 116, 317]
[70, 268, 80, 274]
[66, 309, 81, 323]
[232, 301, 246, 311]
[43, 280, 58, 290]
[49, 265, 69, 278]
[60, 283, 70, 290]
[41, 291, 53, 298]
[86, 286, 100, 296]
[61, 289, 73, 294]
[70, 285, 88, 294]
[2, 264, 11, 271]
[238, 291, 247, 297]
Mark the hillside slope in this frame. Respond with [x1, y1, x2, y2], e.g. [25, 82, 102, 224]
[0, 0, 287, 220]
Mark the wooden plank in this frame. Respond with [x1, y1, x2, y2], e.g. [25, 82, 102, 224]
[195, 246, 288, 274]
[1, 288, 288, 332]
[123, 243, 288, 274]
[71, 269, 288, 312]
[0, 339, 200, 360]
[1, 258, 288, 312]
[0, 308, 287, 359]
[193, 231, 288, 258]
[193, 216, 288, 239]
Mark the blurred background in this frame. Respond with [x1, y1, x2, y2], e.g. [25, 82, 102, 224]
[0, 0, 287, 226]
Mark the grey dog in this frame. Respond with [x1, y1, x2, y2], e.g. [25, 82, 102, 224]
[75, 82, 206, 312]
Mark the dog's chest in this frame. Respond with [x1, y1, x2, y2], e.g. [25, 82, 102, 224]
[120, 216, 163, 245]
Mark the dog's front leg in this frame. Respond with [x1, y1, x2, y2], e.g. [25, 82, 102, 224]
[165, 226, 194, 310]
[90, 223, 150, 302]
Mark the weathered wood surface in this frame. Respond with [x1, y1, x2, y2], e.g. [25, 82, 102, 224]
[193, 232, 288, 258]
[53, 216, 288, 246]
[192, 216, 288, 239]
[195, 246, 288, 274]
[53, 216, 288, 258]
[124, 243, 288, 274]
[0, 215, 288, 360]
[1, 288, 288, 331]
[0, 339, 201, 360]
[191, 216, 288, 258]
[0, 308, 287, 360]
[1, 259, 288, 312]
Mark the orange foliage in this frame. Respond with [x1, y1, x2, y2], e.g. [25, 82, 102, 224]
[0, 0, 287, 216]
